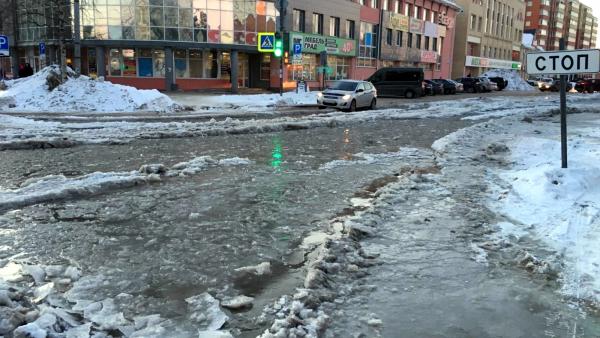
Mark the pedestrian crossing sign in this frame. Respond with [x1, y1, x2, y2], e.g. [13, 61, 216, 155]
[258, 33, 275, 52]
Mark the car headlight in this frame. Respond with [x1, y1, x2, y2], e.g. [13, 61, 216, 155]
[317, 92, 323, 98]
[342, 94, 352, 100]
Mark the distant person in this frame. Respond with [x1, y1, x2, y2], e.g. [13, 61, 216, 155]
[24, 63, 34, 77]
[18, 63, 26, 78]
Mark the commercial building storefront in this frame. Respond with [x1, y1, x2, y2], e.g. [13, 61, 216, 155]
[464, 55, 522, 76]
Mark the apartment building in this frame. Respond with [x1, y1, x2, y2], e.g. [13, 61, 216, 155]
[524, 0, 597, 51]
[451, 0, 525, 78]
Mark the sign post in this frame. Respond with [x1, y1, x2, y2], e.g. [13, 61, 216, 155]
[0, 35, 9, 57]
[526, 43, 600, 169]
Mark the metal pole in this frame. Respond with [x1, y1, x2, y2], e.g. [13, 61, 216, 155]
[559, 38, 568, 169]
[73, 0, 81, 76]
[278, 0, 287, 96]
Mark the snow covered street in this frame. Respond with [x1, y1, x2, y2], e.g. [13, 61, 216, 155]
[1, 89, 600, 337]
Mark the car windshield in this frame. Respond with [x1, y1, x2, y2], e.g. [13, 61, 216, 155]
[327, 81, 358, 91]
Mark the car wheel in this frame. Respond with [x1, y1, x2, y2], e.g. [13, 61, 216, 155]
[348, 100, 356, 112]
[369, 98, 377, 110]
[452, 89, 456, 95]
[405, 90, 415, 99]
[467, 87, 474, 93]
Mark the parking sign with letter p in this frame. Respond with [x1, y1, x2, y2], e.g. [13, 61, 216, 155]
[0, 35, 9, 57]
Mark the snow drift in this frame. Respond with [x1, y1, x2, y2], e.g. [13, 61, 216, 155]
[482, 69, 536, 91]
[0, 65, 182, 113]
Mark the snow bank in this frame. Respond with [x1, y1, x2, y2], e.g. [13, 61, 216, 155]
[195, 91, 318, 112]
[488, 128, 600, 302]
[0, 66, 182, 113]
[482, 69, 536, 91]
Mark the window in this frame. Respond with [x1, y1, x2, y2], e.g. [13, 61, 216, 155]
[386, 28, 393, 45]
[260, 54, 271, 80]
[407, 32, 413, 48]
[293, 9, 306, 32]
[174, 49, 188, 78]
[416, 34, 421, 49]
[330, 17, 340, 37]
[471, 14, 477, 30]
[433, 37, 438, 51]
[424, 36, 430, 50]
[326, 56, 351, 80]
[397, 30, 403, 46]
[415, 6, 421, 19]
[383, 0, 388, 10]
[358, 21, 378, 67]
[313, 13, 324, 34]
[478, 17, 483, 31]
[405, 4, 412, 16]
[346, 20, 355, 39]
[288, 54, 318, 81]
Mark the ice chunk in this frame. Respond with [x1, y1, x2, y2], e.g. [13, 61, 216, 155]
[198, 330, 234, 338]
[83, 299, 129, 330]
[234, 262, 271, 276]
[221, 295, 254, 310]
[65, 323, 92, 338]
[22, 265, 46, 285]
[185, 293, 228, 330]
[13, 323, 46, 338]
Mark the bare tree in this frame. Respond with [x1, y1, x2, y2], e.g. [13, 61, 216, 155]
[18, 0, 73, 80]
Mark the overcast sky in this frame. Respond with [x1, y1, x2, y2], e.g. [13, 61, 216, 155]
[579, 0, 600, 47]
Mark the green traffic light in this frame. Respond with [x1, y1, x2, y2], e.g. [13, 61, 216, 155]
[274, 39, 283, 57]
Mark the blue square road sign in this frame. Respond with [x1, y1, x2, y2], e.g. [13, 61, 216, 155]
[39, 42, 46, 56]
[293, 43, 302, 55]
[0, 35, 9, 57]
[258, 33, 275, 52]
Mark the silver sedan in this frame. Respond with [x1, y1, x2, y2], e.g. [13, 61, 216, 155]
[317, 80, 378, 112]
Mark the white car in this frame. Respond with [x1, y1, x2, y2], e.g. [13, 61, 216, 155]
[538, 78, 554, 91]
[317, 80, 377, 112]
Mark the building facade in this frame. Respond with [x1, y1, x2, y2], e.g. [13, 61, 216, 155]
[451, 0, 525, 78]
[10, 0, 459, 90]
[524, 0, 597, 51]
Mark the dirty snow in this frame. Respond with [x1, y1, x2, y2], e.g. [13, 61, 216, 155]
[187, 91, 318, 112]
[0, 66, 181, 113]
[487, 125, 600, 302]
[482, 69, 536, 91]
[0, 156, 251, 211]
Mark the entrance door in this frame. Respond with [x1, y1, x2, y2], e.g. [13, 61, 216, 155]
[238, 54, 249, 88]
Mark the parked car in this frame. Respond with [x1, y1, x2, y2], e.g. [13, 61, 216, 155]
[488, 76, 508, 90]
[549, 80, 573, 92]
[477, 77, 497, 92]
[424, 80, 444, 95]
[422, 81, 434, 96]
[316, 80, 377, 112]
[432, 79, 457, 94]
[527, 80, 539, 87]
[446, 79, 464, 92]
[457, 77, 485, 93]
[574, 78, 600, 93]
[367, 67, 424, 98]
[537, 78, 554, 91]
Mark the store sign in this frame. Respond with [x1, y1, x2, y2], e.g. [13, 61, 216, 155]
[410, 18, 424, 34]
[424, 22, 438, 37]
[289, 32, 356, 57]
[388, 13, 409, 31]
[466, 56, 521, 70]
[421, 51, 438, 63]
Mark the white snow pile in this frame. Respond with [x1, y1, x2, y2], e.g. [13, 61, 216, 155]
[0, 65, 182, 113]
[483, 69, 536, 91]
[0, 156, 251, 212]
[488, 127, 600, 303]
[195, 91, 318, 112]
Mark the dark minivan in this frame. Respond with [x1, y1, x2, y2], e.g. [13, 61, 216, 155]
[367, 68, 424, 98]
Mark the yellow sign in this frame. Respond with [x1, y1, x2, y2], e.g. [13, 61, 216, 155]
[258, 32, 275, 52]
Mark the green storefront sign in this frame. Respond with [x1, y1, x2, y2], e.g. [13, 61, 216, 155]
[289, 32, 357, 57]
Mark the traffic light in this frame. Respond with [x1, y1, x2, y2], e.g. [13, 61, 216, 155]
[274, 39, 283, 58]
[284, 51, 289, 64]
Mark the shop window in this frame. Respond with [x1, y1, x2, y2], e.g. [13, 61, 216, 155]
[122, 49, 137, 76]
[221, 52, 231, 81]
[261, 54, 271, 81]
[138, 49, 154, 77]
[189, 49, 203, 78]
[153, 49, 166, 77]
[326, 56, 350, 80]
[288, 54, 317, 81]
[109, 49, 122, 76]
[175, 49, 188, 78]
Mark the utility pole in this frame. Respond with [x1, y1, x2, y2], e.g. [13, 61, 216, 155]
[278, 0, 287, 96]
[73, 0, 81, 77]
